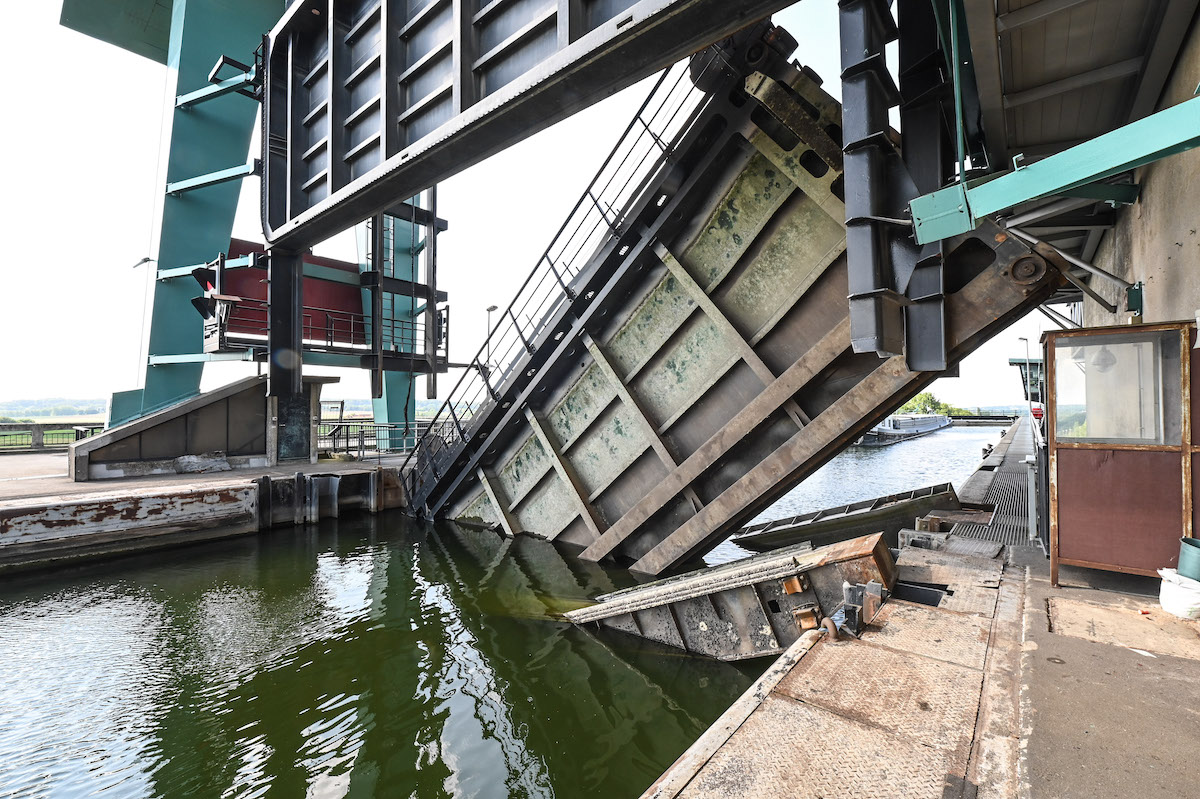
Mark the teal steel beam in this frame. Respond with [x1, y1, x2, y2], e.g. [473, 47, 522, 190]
[910, 93, 1200, 243]
[166, 159, 260, 196]
[116, 0, 281, 427]
[156, 253, 259, 281]
[148, 352, 256, 364]
[175, 67, 258, 108]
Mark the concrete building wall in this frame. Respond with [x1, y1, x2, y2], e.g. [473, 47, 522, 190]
[1085, 18, 1200, 327]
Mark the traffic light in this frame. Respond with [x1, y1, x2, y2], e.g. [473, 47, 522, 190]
[191, 296, 218, 319]
[191, 266, 217, 292]
[189, 253, 224, 319]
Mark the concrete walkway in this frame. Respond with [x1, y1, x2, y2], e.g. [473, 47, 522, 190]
[1017, 553, 1200, 798]
[0, 451, 409, 502]
[642, 421, 1200, 798]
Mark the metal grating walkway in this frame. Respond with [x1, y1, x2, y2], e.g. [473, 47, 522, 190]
[954, 418, 1036, 547]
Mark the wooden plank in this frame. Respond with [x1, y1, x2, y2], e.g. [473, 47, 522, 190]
[579, 318, 850, 562]
[477, 467, 519, 537]
[524, 407, 606, 542]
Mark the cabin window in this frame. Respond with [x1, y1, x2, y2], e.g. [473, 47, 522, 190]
[1053, 329, 1182, 445]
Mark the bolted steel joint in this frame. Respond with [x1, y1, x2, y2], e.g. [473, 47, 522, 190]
[1008, 254, 1048, 285]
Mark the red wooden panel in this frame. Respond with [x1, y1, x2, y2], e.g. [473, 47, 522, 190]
[222, 239, 367, 344]
[1057, 448, 1182, 571]
[1194, 453, 1200, 543]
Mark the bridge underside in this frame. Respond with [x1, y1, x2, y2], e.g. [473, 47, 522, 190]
[427, 44, 1064, 576]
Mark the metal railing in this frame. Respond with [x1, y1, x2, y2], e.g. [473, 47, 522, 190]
[226, 301, 442, 355]
[318, 419, 435, 458]
[400, 57, 715, 506]
[0, 423, 103, 452]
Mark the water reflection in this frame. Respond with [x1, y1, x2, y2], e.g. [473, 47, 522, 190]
[0, 515, 758, 798]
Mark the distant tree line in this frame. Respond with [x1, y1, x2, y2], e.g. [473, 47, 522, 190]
[898, 392, 977, 416]
[0, 399, 105, 418]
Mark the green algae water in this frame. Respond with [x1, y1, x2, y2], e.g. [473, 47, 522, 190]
[0, 516, 760, 798]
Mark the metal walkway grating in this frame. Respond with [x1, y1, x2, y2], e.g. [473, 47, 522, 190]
[954, 418, 1036, 547]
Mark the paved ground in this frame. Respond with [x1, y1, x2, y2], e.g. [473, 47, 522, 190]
[645, 546, 1021, 799]
[0, 451, 409, 502]
[1016, 551, 1200, 799]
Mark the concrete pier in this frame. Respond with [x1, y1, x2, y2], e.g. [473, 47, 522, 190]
[0, 452, 412, 572]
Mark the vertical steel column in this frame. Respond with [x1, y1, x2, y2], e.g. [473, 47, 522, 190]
[369, 215, 385, 399]
[268, 250, 304, 398]
[896, 0, 949, 370]
[839, 0, 929, 365]
[363, 210, 419, 451]
[268, 249, 309, 461]
[423, 187, 439, 399]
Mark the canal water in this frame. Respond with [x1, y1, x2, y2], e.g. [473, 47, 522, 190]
[0, 424, 1006, 798]
[708, 424, 1009, 564]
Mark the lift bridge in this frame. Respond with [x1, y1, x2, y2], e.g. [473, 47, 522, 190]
[396, 21, 1064, 575]
[68, 0, 1200, 573]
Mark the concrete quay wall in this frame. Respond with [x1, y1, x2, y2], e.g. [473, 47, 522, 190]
[0, 464, 412, 573]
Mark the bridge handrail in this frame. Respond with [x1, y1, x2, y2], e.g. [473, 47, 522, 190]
[399, 56, 717, 501]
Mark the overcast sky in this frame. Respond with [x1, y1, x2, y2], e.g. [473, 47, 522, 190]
[1, 1, 1052, 407]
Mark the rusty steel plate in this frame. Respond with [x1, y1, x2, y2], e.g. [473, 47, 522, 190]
[776, 639, 983, 772]
[897, 547, 1003, 588]
[942, 537, 1004, 559]
[862, 602, 990, 670]
[939, 584, 1000, 618]
[675, 693, 962, 799]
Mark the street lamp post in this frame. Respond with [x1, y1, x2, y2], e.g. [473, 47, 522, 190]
[1018, 336, 1033, 425]
[486, 305, 498, 367]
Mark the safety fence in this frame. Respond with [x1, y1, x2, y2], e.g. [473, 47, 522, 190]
[0, 423, 104, 452]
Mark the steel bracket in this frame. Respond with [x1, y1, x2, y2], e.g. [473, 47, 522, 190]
[166, 160, 261, 196]
[912, 93, 1200, 243]
[1126, 281, 1144, 317]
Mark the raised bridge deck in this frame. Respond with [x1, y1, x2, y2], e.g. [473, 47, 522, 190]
[404, 31, 1066, 576]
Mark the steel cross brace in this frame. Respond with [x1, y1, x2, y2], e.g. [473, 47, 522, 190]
[166, 159, 261, 196]
[910, 93, 1200, 244]
[175, 66, 259, 108]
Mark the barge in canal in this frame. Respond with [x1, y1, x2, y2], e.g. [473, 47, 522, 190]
[856, 414, 953, 447]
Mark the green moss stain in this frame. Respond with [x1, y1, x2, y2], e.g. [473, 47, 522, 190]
[514, 478, 576, 539]
[498, 435, 549, 501]
[607, 273, 696, 376]
[569, 403, 647, 493]
[633, 317, 736, 421]
[687, 154, 795, 288]
[721, 194, 845, 332]
[457, 490, 499, 528]
[549, 365, 612, 445]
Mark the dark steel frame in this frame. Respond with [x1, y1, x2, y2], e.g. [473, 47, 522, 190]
[259, 0, 795, 249]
